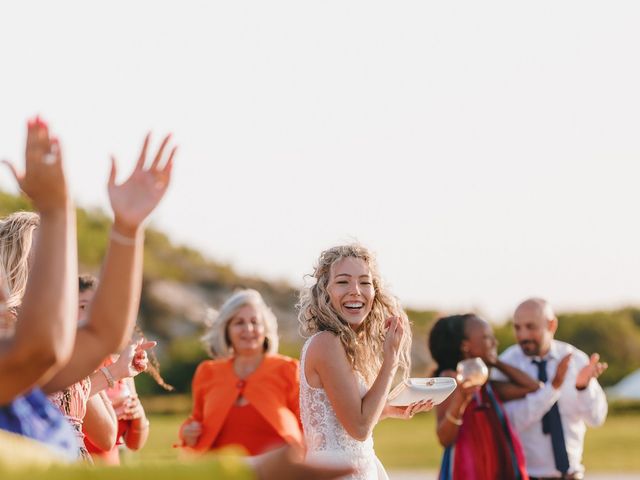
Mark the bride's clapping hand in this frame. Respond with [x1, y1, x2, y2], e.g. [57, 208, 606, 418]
[108, 133, 176, 234]
[383, 316, 404, 366]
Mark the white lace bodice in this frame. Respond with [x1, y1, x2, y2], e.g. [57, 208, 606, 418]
[300, 333, 387, 480]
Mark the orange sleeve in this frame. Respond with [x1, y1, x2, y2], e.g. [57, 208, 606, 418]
[191, 362, 208, 423]
[179, 362, 208, 442]
[286, 360, 301, 426]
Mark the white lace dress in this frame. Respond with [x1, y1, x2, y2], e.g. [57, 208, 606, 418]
[300, 333, 389, 480]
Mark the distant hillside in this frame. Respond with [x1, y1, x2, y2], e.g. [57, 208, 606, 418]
[0, 189, 301, 337]
[0, 190, 443, 389]
[2, 190, 639, 393]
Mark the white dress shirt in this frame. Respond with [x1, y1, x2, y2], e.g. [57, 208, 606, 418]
[490, 340, 608, 478]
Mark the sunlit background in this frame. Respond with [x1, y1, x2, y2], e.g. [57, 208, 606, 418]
[1, 1, 640, 321]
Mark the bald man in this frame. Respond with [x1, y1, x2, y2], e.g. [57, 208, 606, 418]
[491, 298, 608, 480]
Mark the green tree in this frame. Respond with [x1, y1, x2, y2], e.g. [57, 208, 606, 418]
[556, 311, 640, 386]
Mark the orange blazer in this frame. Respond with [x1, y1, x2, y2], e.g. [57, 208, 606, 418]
[181, 354, 303, 453]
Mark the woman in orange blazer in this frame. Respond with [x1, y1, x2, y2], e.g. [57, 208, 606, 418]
[179, 289, 303, 455]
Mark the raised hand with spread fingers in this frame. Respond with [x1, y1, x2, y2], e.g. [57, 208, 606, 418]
[576, 353, 608, 390]
[0, 117, 78, 403]
[108, 133, 176, 237]
[4, 117, 69, 212]
[42, 133, 177, 394]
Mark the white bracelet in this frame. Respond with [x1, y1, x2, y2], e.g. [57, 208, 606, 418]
[100, 366, 115, 389]
[110, 229, 137, 246]
[445, 410, 463, 426]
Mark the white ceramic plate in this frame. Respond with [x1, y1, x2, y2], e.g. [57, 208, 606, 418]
[387, 377, 457, 407]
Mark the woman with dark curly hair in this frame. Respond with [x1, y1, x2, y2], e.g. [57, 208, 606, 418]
[429, 314, 539, 480]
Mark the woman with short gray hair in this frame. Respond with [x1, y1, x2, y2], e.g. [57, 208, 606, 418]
[180, 289, 302, 455]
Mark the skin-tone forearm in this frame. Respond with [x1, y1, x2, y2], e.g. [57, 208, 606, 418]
[121, 380, 148, 450]
[88, 219, 144, 352]
[434, 370, 479, 448]
[42, 134, 175, 394]
[362, 339, 401, 424]
[83, 392, 118, 451]
[495, 359, 540, 389]
[0, 120, 78, 404]
[490, 359, 541, 401]
[360, 359, 399, 428]
[321, 353, 399, 441]
[18, 206, 77, 362]
[88, 363, 126, 397]
[436, 389, 472, 447]
[42, 231, 143, 393]
[124, 414, 150, 450]
[88, 340, 153, 397]
[315, 318, 405, 441]
[0, 207, 77, 403]
[89, 369, 112, 397]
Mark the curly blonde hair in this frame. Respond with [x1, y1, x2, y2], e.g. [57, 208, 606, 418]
[202, 289, 280, 359]
[297, 244, 412, 385]
[0, 212, 39, 311]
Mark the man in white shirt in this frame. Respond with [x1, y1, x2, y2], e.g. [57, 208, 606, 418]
[491, 298, 608, 480]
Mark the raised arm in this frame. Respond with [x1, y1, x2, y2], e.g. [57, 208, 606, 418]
[88, 339, 154, 396]
[308, 318, 404, 441]
[120, 379, 150, 450]
[0, 118, 77, 404]
[490, 358, 541, 401]
[83, 391, 118, 451]
[574, 352, 608, 426]
[434, 370, 480, 447]
[43, 133, 176, 393]
[286, 361, 301, 426]
[179, 362, 207, 447]
[502, 353, 572, 431]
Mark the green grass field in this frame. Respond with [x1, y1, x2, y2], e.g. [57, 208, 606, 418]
[131, 408, 640, 472]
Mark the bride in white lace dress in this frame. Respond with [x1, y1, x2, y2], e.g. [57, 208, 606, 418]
[298, 245, 434, 480]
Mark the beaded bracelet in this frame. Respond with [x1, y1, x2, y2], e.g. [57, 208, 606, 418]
[100, 366, 115, 389]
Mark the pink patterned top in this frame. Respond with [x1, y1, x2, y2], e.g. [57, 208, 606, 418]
[48, 377, 92, 462]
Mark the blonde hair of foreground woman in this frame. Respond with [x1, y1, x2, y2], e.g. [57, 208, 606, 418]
[0, 211, 39, 312]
